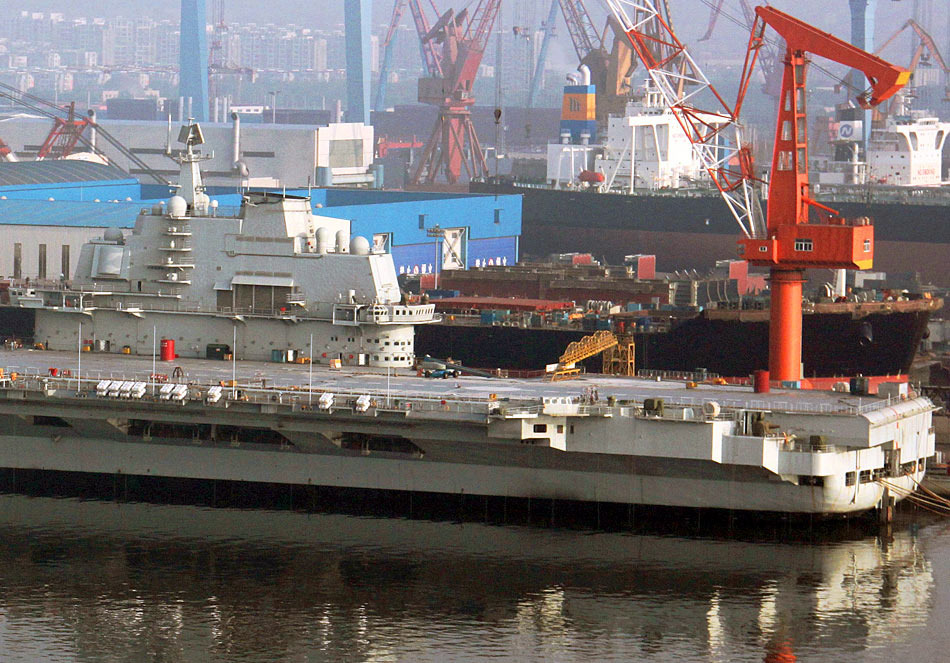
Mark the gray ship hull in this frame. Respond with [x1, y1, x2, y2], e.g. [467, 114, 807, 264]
[0, 352, 936, 517]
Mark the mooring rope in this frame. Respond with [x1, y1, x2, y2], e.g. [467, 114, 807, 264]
[877, 476, 950, 516]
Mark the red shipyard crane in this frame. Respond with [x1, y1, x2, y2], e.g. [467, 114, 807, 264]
[411, 0, 501, 185]
[606, 1, 908, 382]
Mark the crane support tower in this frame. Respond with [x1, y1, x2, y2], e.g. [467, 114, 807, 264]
[411, 0, 501, 185]
[735, 7, 908, 381]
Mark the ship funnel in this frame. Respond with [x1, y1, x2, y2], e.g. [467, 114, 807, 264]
[579, 65, 591, 86]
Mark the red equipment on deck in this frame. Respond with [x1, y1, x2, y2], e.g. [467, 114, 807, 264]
[736, 6, 909, 380]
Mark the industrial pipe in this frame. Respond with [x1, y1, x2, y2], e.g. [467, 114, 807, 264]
[87, 109, 97, 151]
[579, 65, 591, 86]
[231, 112, 241, 166]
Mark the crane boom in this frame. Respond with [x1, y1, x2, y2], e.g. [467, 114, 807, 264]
[606, 0, 765, 239]
[558, 0, 601, 62]
[374, 0, 408, 113]
[734, 5, 909, 382]
[527, 0, 561, 113]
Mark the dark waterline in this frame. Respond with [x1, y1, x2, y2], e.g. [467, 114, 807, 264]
[1, 493, 949, 662]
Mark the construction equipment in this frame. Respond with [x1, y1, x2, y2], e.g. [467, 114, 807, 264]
[525, 0, 561, 135]
[699, 0, 783, 98]
[36, 102, 90, 160]
[410, 0, 501, 185]
[375, 0, 409, 113]
[549, 330, 617, 381]
[0, 137, 16, 162]
[609, 1, 908, 382]
[0, 82, 171, 186]
[866, 18, 950, 106]
[735, 6, 908, 381]
[602, 335, 635, 377]
[376, 135, 424, 158]
[606, 0, 764, 240]
[556, 0, 639, 124]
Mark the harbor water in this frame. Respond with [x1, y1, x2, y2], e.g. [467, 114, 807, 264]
[0, 494, 948, 662]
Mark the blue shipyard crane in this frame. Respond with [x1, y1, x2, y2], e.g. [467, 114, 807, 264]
[526, 0, 561, 130]
[375, 0, 408, 113]
[180, 0, 210, 122]
[374, 0, 442, 114]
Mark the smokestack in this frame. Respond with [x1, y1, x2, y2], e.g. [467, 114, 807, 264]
[579, 65, 591, 86]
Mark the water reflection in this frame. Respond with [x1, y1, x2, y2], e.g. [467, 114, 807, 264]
[0, 495, 937, 662]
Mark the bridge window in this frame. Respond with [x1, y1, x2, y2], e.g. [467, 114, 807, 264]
[794, 239, 813, 252]
[864, 239, 871, 252]
[845, 471, 856, 486]
[533, 424, 548, 433]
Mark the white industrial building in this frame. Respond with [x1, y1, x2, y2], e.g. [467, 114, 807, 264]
[0, 116, 378, 189]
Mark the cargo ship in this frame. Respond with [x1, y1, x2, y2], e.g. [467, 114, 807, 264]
[417, 261, 940, 377]
[472, 180, 950, 286]
[473, 85, 950, 286]
[0, 349, 936, 518]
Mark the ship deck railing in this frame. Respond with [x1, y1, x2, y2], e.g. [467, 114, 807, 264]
[0, 370, 920, 420]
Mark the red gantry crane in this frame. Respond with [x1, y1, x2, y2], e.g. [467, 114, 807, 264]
[607, 1, 909, 382]
[410, 0, 500, 185]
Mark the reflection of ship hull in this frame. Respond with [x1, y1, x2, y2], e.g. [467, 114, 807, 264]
[417, 301, 936, 377]
[0, 493, 934, 662]
[471, 183, 950, 285]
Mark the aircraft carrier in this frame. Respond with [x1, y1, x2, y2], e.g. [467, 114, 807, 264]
[0, 348, 935, 518]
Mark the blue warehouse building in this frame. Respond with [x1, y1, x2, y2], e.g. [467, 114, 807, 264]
[0, 161, 141, 202]
[288, 188, 521, 276]
[0, 161, 522, 281]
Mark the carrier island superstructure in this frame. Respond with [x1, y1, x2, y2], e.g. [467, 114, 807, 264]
[0, 355, 936, 517]
[15, 123, 436, 368]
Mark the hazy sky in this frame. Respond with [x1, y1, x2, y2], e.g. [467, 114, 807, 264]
[11, 0, 948, 72]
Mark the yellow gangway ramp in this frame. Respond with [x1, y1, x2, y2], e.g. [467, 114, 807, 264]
[548, 330, 618, 381]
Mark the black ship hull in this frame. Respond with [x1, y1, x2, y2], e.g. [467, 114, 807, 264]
[471, 183, 950, 286]
[416, 305, 934, 377]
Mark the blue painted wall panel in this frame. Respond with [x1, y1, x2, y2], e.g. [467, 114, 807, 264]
[0, 179, 141, 202]
[467, 236, 518, 268]
[391, 236, 517, 276]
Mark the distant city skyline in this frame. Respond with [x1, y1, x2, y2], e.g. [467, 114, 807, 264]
[8, 0, 948, 73]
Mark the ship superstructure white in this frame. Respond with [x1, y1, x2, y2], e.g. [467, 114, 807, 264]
[594, 84, 705, 191]
[867, 113, 949, 186]
[21, 122, 436, 367]
[546, 83, 706, 192]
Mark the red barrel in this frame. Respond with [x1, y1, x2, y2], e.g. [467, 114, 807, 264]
[160, 338, 176, 361]
[753, 369, 770, 394]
